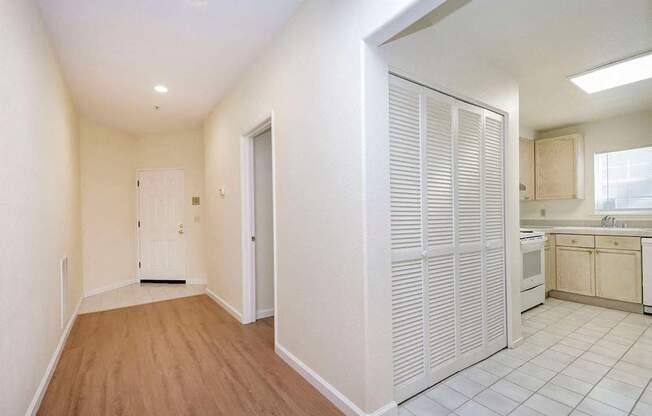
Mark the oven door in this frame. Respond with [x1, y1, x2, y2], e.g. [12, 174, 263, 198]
[521, 239, 545, 291]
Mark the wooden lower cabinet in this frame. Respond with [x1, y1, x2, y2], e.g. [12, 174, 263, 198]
[556, 246, 595, 296]
[544, 242, 556, 294]
[595, 249, 642, 303]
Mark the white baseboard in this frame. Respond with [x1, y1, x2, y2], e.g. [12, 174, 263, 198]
[275, 342, 397, 416]
[25, 296, 83, 416]
[510, 336, 524, 349]
[205, 288, 243, 323]
[256, 308, 274, 319]
[186, 278, 207, 285]
[84, 278, 137, 297]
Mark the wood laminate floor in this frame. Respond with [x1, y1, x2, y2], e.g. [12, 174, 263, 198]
[38, 295, 342, 416]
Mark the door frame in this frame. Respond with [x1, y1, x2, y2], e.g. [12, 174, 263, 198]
[135, 167, 186, 281]
[241, 113, 278, 327]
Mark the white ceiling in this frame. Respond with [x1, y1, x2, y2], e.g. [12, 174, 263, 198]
[394, 0, 652, 132]
[37, 0, 302, 134]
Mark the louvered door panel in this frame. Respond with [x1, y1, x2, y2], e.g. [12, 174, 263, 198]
[458, 252, 483, 354]
[484, 111, 504, 245]
[485, 248, 505, 342]
[456, 107, 482, 246]
[389, 83, 422, 251]
[427, 254, 456, 368]
[392, 259, 425, 387]
[389, 77, 427, 399]
[425, 94, 454, 248]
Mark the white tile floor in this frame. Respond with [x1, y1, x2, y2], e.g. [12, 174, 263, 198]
[400, 298, 652, 416]
[78, 283, 206, 314]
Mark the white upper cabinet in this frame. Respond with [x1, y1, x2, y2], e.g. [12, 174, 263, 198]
[535, 134, 585, 200]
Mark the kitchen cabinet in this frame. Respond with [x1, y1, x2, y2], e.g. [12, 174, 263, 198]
[519, 138, 535, 201]
[544, 234, 556, 294]
[535, 134, 584, 200]
[595, 249, 642, 303]
[556, 246, 595, 296]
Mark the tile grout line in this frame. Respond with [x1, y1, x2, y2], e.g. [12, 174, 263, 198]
[401, 300, 649, 416]
[503, 303, 632, 415]
[566, 317, 651, 416]
[628, 377, 652, 416]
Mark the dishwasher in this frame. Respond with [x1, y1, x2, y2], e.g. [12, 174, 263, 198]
[644, 238, 652, 314]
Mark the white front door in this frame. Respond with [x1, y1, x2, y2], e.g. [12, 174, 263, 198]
[137, 169, 186, 280]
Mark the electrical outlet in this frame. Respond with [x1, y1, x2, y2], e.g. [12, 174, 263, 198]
[540, 208, 546, 217]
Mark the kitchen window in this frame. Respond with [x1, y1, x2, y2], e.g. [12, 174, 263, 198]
[595, 145, 652, 212]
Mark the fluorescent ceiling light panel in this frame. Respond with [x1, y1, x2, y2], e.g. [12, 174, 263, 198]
[569, 51, 652, 94]
[154, 85, 168, 94]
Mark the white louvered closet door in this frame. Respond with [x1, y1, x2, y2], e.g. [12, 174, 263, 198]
[389, 75, 506, 402]
[389, 77, 428, 400]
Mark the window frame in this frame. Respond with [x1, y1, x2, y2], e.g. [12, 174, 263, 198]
[593, 144, 652, 215]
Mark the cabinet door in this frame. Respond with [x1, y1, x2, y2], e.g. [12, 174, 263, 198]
[535, 135, 583, 200]
[556, 247, 594, 296]
[519, 138, 535, 201]
[595, 249, 642, 303]
[544, 245, 556, 294]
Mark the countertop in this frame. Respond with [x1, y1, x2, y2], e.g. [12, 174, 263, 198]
[528, 226, 652, 238]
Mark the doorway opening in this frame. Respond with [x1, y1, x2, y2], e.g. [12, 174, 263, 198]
[242, 116, 277, 328]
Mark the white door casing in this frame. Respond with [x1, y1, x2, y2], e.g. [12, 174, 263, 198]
[137, 169, 186, 280]
[389, 75, 506, 402]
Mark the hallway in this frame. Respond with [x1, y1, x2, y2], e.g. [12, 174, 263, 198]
[38, 296, 342, 416]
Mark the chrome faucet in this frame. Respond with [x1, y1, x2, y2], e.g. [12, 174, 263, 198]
[601, 215, 616, 227]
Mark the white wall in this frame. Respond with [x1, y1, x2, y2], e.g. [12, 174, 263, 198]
[0, 1, 82, 414]
[521, 110, 652, 220]
[378, 18, 523, 348]
[202, 1, 432, 413]
[81, 118, 206, 294]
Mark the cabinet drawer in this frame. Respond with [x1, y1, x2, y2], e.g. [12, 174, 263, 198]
[556, 234, 594, 248]
[595, 235, 641, 251]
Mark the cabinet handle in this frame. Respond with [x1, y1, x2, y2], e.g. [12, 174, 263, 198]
[571, 239, 577, 244]
[614, 241, 619, 246]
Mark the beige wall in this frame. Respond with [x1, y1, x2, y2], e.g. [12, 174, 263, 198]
[81, 119, 205, 294]
[202, 1, 422, 413]
[0, 0, 82, 414]
[521, 110, 652, 220]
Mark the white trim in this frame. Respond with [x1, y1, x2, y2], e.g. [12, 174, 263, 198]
[205, 288, 243, 323]
[186, 278, 207, 285]
[275, 342, 397, 416]
[256, 308, 274, 319]
[510, 336, 525, 349]
[84, 278, 137, 298]
[25, 296, 83, 416]
[364, 0, 448, 46]
[241, 113, 278, 335]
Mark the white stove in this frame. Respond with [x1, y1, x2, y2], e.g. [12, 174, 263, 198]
[520, 229, 546, 312]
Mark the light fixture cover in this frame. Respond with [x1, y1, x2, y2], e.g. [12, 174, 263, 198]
[154, 85, 168, 94]
[569, 51, 652, 93]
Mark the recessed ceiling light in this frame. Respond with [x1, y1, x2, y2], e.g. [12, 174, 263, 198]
[569, 50, 652, 94]
[154, 85, 168, 94]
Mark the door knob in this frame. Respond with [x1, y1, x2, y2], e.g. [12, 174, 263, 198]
[178, 224, 184, 235]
